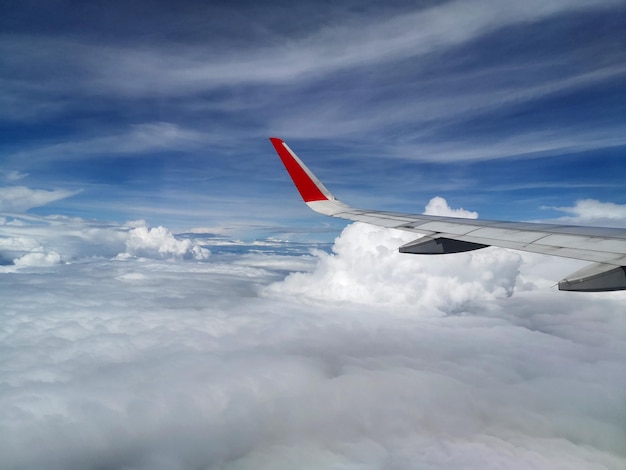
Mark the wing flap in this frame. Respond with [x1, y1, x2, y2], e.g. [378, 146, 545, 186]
[442, 232, 626, 265]
[559, 263, 626, 292]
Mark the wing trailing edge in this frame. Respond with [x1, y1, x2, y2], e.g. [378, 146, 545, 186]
[270, 137, 626, 292]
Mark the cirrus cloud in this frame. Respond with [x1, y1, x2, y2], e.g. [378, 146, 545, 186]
[0, 186, 79, 212]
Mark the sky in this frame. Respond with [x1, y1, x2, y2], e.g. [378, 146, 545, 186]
[1, 1, 626, 469]
[1, 0, 626, 236]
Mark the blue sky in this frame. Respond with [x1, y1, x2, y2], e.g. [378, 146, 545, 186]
[1, 0, 625, 239]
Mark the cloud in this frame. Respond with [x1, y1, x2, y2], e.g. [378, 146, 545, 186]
[2, 0, 624, 177]
[424, 196, 478, 218]
[120, 225, 210, 260]
[13, 250, 62, 267]
[266, 198, 527, 313]
[0, 186, 79, 211]
[0, 170, 28, 182]
[3, 1, 622, 123]
[0, 207, 624, 469]
[0, 215, 209, 268]
[7, 122, 206, 164]
[382, 122, 626, 163]
[266, 224, 522, 314]
[1, 2, 626, 466]
[68, 0, 622, 95]
[550, 199, 626, 226]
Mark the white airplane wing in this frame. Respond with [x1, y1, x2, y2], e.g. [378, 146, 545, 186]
[270, 137, 626, 292]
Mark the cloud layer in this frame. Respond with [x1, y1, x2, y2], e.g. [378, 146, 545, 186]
[1, 201, 624, 469]
[0, 216, 209, 269]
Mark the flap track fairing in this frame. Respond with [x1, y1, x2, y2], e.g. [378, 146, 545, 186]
[399, 236, 489, 255]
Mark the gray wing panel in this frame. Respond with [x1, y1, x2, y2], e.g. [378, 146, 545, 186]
[321, 204, 626, 265]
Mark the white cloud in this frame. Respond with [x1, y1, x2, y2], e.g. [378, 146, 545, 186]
[120, 226, 210, 260]
[0, 186, 79, 212]
[266, 198, 520, 313]
[13, 250, 62, 267]
[551, 199, 626, 226]
[7, 122, 206, 163]
[0, 214, 209, 267]
[74, 0, 620, 95]
[0, 170, 28, 182]
[266, 221, 522, 313]
[0, 203, 625, 469]
[424, 196, 478, 218]
[2, 0, 623, 168]
[2, 1, 621, 111]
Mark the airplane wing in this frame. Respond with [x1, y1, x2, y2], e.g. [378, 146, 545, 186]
[269, 137, 626, 292]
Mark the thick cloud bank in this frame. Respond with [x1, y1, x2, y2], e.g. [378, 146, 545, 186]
[269, 197, 519, 313]
[1, 207, 625, 469]
[267, 222, 522, 313]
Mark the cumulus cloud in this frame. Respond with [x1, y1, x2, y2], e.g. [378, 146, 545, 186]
[267, 198, 520, 313]
[120, 225, 210, 260]
[13, 250, 62, 267]
[424, 196, 478, 218]
[0, 214, 209, 267]
[0, 186, 79, 212]
[267, 222, 522, 314]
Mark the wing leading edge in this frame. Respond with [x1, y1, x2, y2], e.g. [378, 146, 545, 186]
[269, 137, 626, 292]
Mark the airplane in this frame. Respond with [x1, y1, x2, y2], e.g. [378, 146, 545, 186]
[269, 137, 626, 292]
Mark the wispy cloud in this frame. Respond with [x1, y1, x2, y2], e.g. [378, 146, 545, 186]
[67, 0, 624, 95]
[1, 0, 621, 116]
[0, 186, 80, 212]
[385, 123, 626, 162]
[6, 123, 206, 165]
[0, 170, 28, 182]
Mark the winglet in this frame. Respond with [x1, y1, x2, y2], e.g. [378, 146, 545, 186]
[269, 137, 334, 203]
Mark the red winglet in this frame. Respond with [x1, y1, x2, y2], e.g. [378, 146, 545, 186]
[270, 137, 328, 202]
